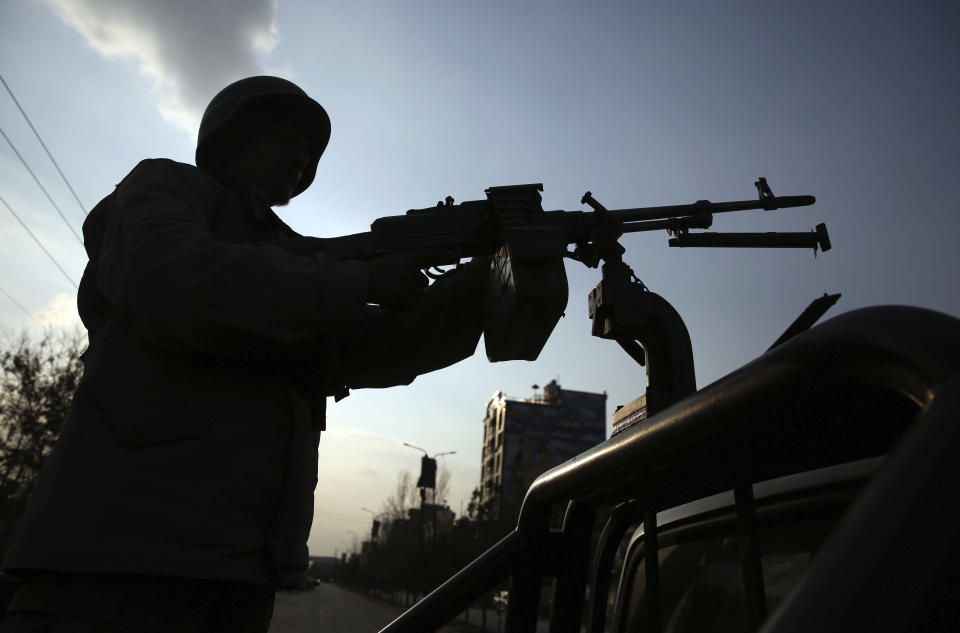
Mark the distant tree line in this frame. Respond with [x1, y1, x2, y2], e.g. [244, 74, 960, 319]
[318, 468, 519, 608]
[0, 329, 85, 556]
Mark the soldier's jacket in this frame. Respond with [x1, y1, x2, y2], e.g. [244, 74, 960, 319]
[3, 159, 484, 588]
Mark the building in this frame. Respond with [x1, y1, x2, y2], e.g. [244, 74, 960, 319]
[479, 379, 606, 520]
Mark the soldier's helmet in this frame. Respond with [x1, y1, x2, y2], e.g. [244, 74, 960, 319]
[196, 76, 331, 197]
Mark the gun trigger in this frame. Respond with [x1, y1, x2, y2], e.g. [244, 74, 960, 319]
[424, 266, 451, 280]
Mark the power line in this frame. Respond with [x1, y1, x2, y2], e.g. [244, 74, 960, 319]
[0, 125, 84, 246]
[314, 510, 371, 522]
[0, 73, 87, 216]
[0, 283, 42, 326]
[0, 192, 79, 290]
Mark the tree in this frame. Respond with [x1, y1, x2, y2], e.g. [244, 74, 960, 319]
[465, 486, 483, 521]
[376, 462, 451, 542]
[379, 469, 416, 537]
[434, 462, 451, 507]
[0, 328, 85, 555]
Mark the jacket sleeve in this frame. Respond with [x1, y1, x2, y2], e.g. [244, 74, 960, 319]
[338, 258, 488, 389]
[95, 160, 370, 356]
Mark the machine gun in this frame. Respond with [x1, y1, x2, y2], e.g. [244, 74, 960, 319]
[276, 178, 829, 364]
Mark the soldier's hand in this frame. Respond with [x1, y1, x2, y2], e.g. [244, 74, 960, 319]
[365, 249, 457, 308]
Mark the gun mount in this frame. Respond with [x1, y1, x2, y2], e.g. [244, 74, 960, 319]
[570, 182, 831, 430]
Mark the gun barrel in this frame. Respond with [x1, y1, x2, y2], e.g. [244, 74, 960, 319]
[610, 195, 815, 223]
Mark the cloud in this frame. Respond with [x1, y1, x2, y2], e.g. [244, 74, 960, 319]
[32, 292, 83, 329]
[43, 0, 280, 135]
[323, 427, 408, 446]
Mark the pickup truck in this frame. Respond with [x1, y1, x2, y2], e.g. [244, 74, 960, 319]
[380, 305, 960, 632]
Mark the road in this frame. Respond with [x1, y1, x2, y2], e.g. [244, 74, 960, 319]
[267, 583, 483, 633]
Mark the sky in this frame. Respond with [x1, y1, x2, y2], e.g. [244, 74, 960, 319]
[1, 0, 958, 557]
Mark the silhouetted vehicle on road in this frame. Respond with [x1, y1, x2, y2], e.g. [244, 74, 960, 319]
[380, 305, 960, 632]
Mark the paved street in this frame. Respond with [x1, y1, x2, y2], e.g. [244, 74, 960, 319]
[267, 583, 484, 633]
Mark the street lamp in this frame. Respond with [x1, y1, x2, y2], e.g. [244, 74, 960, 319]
[402, 442, 427, 456]
[361, 507, 379, 542]
[403, 443, 456, 543]
[402, 442, 457, 461]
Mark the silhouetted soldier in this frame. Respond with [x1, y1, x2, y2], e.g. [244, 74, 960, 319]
[1, 76, 486, 632]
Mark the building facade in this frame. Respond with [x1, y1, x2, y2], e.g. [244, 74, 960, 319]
[479, 380, 606, 520]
